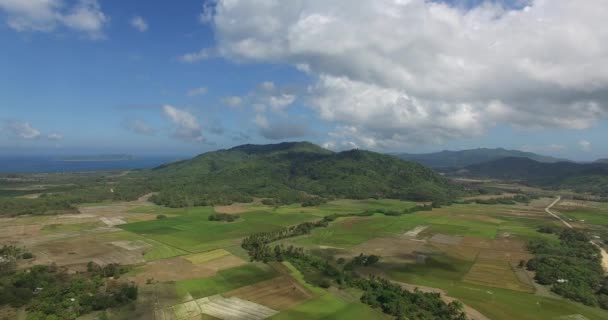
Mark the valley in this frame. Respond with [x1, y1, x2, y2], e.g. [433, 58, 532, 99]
[1, 143, 607, 320]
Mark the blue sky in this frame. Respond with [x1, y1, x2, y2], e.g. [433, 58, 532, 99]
[1, 0, 607, 161]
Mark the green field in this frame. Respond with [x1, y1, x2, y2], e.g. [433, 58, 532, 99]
[175, 264, 278, 299]
[271, 262, 389, 320]
[558, 203, 608, 227]
[120, 206, 317, 252]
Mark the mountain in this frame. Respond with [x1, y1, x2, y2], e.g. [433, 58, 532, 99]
[460, 157, 608, 196]
[594, 158, 608, 164]
[395, 148, 566, 168]
[140, 142, 459, 207]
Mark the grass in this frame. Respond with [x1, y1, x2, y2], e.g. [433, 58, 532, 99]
[184, 249, 231, 264]
[277, 199, 418, 217]
[274, 262, 388, 320]
[384, 250, 608, 320]
[175, 264, 278, 299]
[270, 291, 389, 320]
[558, 204, 608, 227]
[463, 258, 534, 292]
[120, 206, 317, 252]
[446, 282, 608, 320]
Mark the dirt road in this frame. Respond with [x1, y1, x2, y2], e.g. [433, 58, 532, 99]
[544, 196, 572, 228]
[544, 196, 608, 273]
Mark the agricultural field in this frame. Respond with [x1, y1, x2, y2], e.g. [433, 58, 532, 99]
[2, 180, 608, 320]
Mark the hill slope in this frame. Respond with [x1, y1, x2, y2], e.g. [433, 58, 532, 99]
[140, 142, 458, 207]
[461, 157, 608, 196]
[395, 148, 566, 168]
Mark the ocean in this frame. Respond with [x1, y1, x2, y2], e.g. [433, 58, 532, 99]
[0, 156, 184, 173]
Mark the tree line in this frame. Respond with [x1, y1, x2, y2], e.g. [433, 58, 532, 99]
[240, 217, 467, 319]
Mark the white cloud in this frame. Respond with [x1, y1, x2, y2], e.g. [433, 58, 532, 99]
[206, 0, 608, 148]
[130, 15, 147, 32]
[268, 93, 296, 112]
[178, 48, 211, 63]
[254, 114, 269, 129]
[222, 96, 242, 107]
[187, 86, 208, 97]
[5, 121, 41, 139]
[47, 132, 63, 140]
[162, 105, 203, 142]
[0, 0, 108, 38]
[579, 139, 592, 152]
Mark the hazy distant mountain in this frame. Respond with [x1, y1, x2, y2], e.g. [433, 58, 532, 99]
[461, 157, 608, 196]
[394, 148, 567, 168]
[594, 158, 608, 164]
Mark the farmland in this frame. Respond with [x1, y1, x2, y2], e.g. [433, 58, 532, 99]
[1, 177, 608, 320]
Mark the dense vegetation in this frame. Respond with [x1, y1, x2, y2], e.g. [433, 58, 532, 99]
[459, 194, 539, 205]
[0, 245, 33, 275]
[460, 157, 608, 197]
[208, 213, 239, 222]
[0, 263, 137, 319]
[240, 214, 467, 319]
[1, 142, 462, 215]
[0, 173, 148, 216]
[527, 229, 608, 308]
[396, 148, 564, 168]
[144, 142, 461, 207]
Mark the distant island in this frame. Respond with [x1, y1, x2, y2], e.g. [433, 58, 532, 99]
[59, 154, 134, 162]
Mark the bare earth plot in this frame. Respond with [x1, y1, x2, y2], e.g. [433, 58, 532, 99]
[130, 253, 246, 285]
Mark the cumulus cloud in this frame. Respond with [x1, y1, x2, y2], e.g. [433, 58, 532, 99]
[222, 96, 242, 107]
[124, 119, 155, 136]
[178, 48, 211, 63]
[130, 15, 147, 32]
[0, 0, 108, 38]
[206, 0, 608, 148]
[5, 121, 41, 139]
[579, 139, 592, 152]
[187, 86, 208, 97]
[162, 105, 204, 142]
[250, 81, 298, 113]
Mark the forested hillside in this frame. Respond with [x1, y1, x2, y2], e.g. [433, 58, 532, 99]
[395, 148, 565, 168]
[142, 142, 460, 207]
[461, 157, 608, 196]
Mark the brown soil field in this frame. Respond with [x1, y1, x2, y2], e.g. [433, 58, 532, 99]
[30, 236, 145, 271]
[429, 234, 463, 245]
[130, 254, 245, 285]
[224, 275, 312, 310]
[0, 224, 42, 242]
[213, 204, 253, 214]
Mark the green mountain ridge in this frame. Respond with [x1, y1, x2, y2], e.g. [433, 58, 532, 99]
[142, 142, 459, 207]
[459, 157, 608, 197]
[395, 148, 567, 168]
